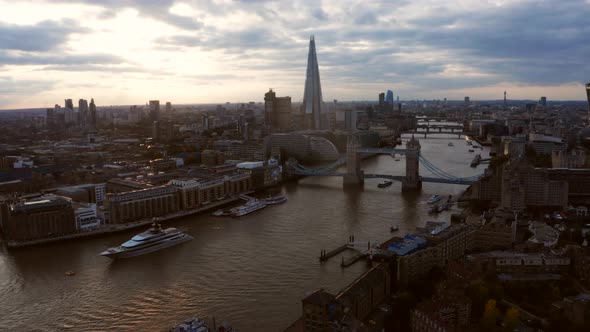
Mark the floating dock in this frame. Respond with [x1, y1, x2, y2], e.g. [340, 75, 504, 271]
[319, 244, 348, 261]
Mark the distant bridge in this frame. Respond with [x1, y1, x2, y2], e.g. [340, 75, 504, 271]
[287, 135, 482, 190]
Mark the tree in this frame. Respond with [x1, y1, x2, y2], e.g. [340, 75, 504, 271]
[503, 307, 520, 331]
[481, 299, 500, 331]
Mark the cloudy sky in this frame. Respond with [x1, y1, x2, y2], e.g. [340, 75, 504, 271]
[1, 0, 589, 109]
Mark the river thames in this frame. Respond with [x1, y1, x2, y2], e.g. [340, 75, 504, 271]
[0, 134, 488, 331]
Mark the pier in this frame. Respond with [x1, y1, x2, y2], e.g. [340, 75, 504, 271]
[319, 243, 348, 261]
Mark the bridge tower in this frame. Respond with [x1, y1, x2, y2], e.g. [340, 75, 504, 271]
[343, 134, 364, 186]
[402, 135, 422, 191]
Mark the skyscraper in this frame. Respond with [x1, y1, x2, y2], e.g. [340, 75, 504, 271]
[89, 98, 97, 130]
[149, 100, 160, 122]
[585, 83, 590, 115]
[385, 90, 394, 104]
[302, 35, 323, 130]
[64, 98, 74, 124]
[78, 99, 88, 127]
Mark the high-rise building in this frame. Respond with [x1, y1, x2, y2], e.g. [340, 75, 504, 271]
[264, 89, 292, 131]
[539, 96, 547, 106]
[78, 99, 88, 127]
[302, 35, 323, 130]
[149, 100, 160, 122]
[464, 96, 470, 104]
[64, 98, 74, 124]
[64, 99, 74, 110]
[385, 90, 394, 104]
[202, 114, 209, 130]
[89, 98, 97, 129]
[165, 102, 172, 113]
[585, 83, 590, 116]
[378, 93, 385, 111]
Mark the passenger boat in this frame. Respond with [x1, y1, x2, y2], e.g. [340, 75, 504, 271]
[230, 199, 266, 217]
[378, 180, 393, 188]
[427, 195, 442, 204]
[170, 316, 236, 332]
[99, 223, 193, 259]
[261, 194, 287, 205]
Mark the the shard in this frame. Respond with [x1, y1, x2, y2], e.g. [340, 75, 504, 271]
[303, 35, 323, 130]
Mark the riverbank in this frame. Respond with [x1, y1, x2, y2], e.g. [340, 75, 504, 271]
[3, 195, 243, 248]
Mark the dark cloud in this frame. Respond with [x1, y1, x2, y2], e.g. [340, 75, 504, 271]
[0, 51, 125, 66]
[0, 19, 86, 51]
[59, 0, 203, 30]
[155, 35, 200, 47]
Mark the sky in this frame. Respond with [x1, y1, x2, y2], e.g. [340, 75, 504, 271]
[0, 0, 589, 109]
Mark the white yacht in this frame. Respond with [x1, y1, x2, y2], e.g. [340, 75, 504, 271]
[100, 223, 193, 259]
[427, 195, 442, 204]
[230, 199, 267, 217]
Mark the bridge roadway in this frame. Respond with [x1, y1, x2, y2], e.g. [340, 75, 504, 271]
[292, 171, 475, 185]
[416, 124, 463, 130]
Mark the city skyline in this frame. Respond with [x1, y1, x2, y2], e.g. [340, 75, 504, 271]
[1, 0, 590, 109]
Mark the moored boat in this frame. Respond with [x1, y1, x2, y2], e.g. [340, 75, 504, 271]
[448, 142, 454, 146]
[261, 194, 287, 205]
[390, 225, 399, 232]
[230, 199, 266, 217]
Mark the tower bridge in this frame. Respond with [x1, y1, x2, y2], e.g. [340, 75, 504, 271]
[288, 134, 482, 191]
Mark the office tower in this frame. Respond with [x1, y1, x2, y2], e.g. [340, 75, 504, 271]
[539, 96, 547, 106]
[165, 102, 172, 113]
[89, 98, 97, 129]
[385, 90, 394, 104]
[202, 114, 209, 130]
[264, 89, 292, 131]
[585, 83, 590, 116]
[149, 100, 160, 122]
[378, 93, 385, 111]
[464, 96, 470, 104]
[302, 35, 323, 130]
[78, 99, 88, 126]
[64, 99, 73, 110]
[64, 98, 74, 124]
[504, 91, 507, 109]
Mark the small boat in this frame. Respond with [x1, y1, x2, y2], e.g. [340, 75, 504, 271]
[468, 149, 474, 152]
[65, 271, 75, 276]
[473, 145, 480, 148]
[261, 194, 287, 205]
[378, 180, 393, 188]
[466, 141, 473, 145]
[448, 142, 454, 146]
[395, 158, 401, 161]
[428, 205, 440, 213]
[390, 225, 399, 232]
[427, 195, 442, 204]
